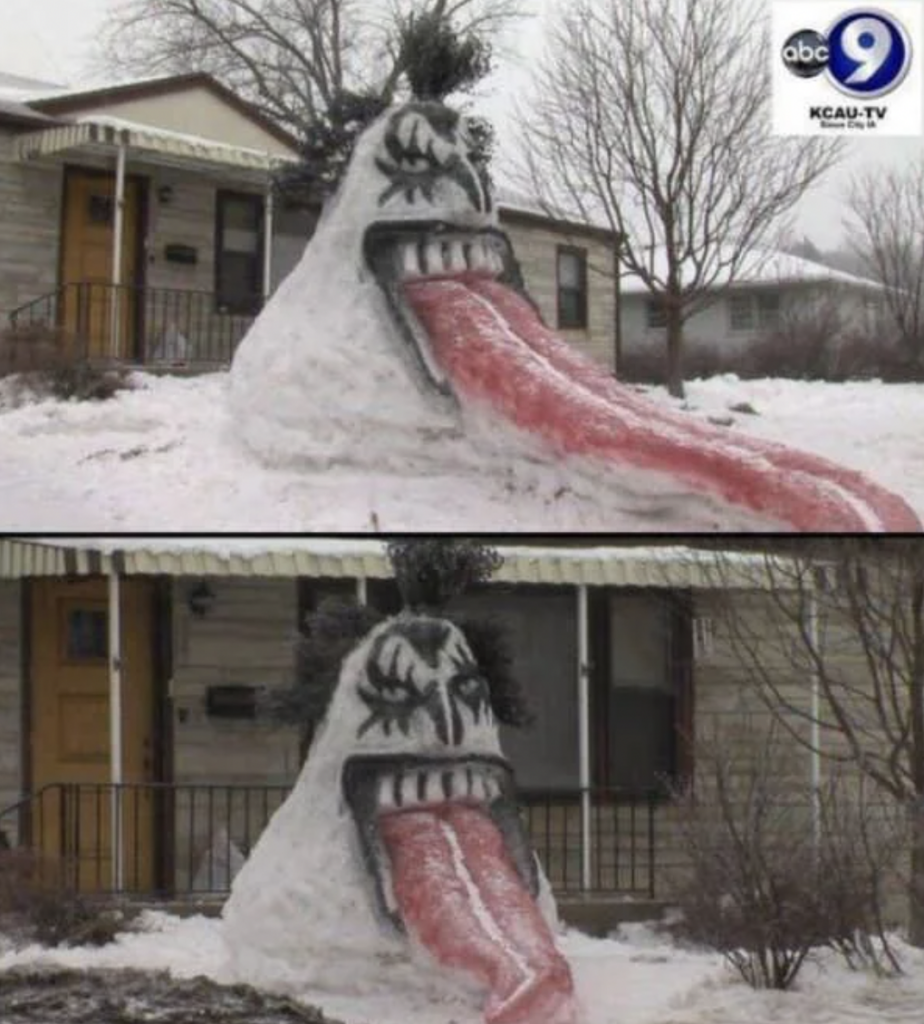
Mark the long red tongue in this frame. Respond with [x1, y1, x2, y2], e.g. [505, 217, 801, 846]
[402, 276, 920, 532]
[379, 804, 577, 1024]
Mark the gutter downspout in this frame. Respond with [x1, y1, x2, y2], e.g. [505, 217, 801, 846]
[577, 584, 592, 890]
[109, 141, 128, 359]
[356, 576, 368, 606]
[108, 567, 124, 891]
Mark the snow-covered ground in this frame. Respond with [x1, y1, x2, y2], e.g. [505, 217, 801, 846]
[0, 371, 920, 531]
[1, 912, 922, 1024]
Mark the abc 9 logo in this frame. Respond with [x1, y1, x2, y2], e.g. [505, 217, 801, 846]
[782, 9, 912, 98]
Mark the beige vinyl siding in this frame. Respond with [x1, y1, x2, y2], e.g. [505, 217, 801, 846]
[170, 576, 301, 785]
[0, 580, 22, 840]
[0, 128, 62, 321]
[63, 86, 298, 158]
[169, 576, 301, 888]
[500, 211, 617, 372]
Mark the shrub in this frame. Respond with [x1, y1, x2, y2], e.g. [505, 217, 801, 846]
[668, 726, 905, 989]
[0, 847, 130, 947]
[0, 325, 131, 402]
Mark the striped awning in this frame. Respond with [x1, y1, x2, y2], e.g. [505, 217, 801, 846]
[13, 119, 294, 174]
[0, 537, 791, 590]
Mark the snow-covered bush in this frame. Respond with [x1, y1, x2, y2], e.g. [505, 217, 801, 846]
[0, 325, 131, 403]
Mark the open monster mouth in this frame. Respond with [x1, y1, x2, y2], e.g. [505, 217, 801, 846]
[342, 752, 538, 929]
[343, 753, 574, 1024]
[365, 221, 515, 396]
[364, 220, 920, 532]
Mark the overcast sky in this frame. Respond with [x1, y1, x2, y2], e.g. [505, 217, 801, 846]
[2, 0, 922, 250]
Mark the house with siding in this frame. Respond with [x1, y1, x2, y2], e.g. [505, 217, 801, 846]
[0, 73, 619, 372]
[0, 536, 834, 917]
[618, 247, 887, 380]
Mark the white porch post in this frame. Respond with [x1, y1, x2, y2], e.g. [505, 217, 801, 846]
[577, 584, 592, 890]
[263, 186, 275, 302]
[108, 568, 124, 891]
[109, 142, 128, 358]
[808, 588, 822, 853]
[356, 576, 368, 605]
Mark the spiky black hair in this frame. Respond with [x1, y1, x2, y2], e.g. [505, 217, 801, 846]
[266, 541, 532, 737]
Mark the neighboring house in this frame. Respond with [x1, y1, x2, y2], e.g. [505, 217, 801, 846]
[619, 247, 888, 380]
[0, 536, 829, 909]
[0, 73, 620, 372]
[0, 72, 310, 365]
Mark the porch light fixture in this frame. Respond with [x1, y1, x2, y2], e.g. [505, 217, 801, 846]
[188, 581, 216, 618]
[157, 185, 175, 204]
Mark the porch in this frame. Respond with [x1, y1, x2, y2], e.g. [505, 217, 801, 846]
[8, 281, 257, 367]
[0, 781, 662, 903]
[3, 114, 305, 369]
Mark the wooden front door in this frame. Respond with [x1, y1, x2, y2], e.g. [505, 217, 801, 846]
[61, 171, 142, 360]
[30, 578, 156, 891]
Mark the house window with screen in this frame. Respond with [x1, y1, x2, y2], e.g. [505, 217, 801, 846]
[557, 247, 588, 329]
[646, 298, 667, 329]
[593, 589, 693, 795]
[728, 292, 755, 331]
[757, 291, 781, 329]
[215, 191, 264, 315]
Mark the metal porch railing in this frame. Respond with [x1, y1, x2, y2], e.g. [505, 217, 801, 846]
[7, 283, 257, 367]
[0, 783, 659, 899]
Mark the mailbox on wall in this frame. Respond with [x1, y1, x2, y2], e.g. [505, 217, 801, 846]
[164, 244, 199, 265]
[205, 684, 259, 719]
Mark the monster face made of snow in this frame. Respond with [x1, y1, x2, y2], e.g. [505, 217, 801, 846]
[223, 613, 577, 1024]
[229, 98, 920, 530]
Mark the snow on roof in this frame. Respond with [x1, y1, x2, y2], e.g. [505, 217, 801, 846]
[0, 98, 58, 125]
[494, 185, 615, 234]
[620, 246, 885, 294]
[0, 71, 68, 101]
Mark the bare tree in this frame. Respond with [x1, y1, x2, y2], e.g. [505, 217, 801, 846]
[516, 0, 843, 397]
[708, 539, 924, 947]
[845, 161, 924, 376]
[95, 0, 523, 139]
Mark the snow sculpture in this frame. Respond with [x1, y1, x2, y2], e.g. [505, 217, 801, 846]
[223, 612, 577, 1024]
[229, 99, 919, 531]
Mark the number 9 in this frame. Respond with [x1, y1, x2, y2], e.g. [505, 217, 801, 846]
[841, 17, 893, 84]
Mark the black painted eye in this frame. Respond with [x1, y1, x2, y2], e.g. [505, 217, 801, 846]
[379, 682, 413, 703]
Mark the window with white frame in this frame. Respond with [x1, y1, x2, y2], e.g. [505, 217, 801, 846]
[646, 298, 667, 329]
[757, 291, 781, 329]
[728, 290, 782, 332]
[728, 293, 755, 331]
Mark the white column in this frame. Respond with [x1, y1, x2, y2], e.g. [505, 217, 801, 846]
[356, 576, 368, 605]
[577, 584, 592, 890]
[109, 142, 127, 358]
[108, 568, 124, 891]
[263, 186, 275, 302]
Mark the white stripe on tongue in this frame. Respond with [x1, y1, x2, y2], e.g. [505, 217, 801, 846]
[400, 275, 919, 532]
[378, 803, 576, 1024]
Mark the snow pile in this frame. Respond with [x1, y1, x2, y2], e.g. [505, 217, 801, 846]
[0, 372, 920, 531]
[2, 913, 924, 1024]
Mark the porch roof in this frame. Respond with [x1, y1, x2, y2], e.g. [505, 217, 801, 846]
[13, 115, 298, 177]
[0, 537, 795, 590]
